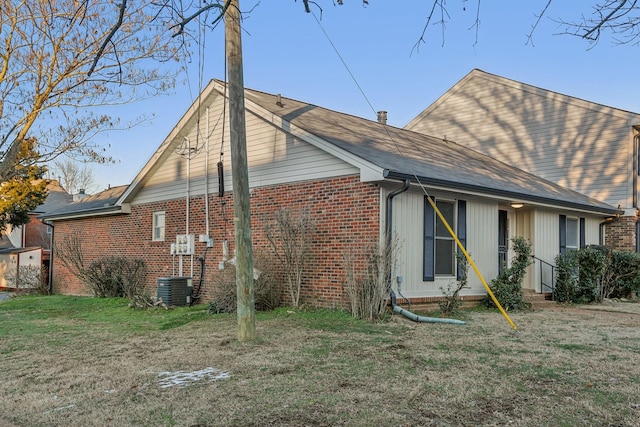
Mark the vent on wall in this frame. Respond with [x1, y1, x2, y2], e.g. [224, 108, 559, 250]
[157, 277, 193, 306]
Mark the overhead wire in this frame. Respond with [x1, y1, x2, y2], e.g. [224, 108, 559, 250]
[309, 11, 517, 331]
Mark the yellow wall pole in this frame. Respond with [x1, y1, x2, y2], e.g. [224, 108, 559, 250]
[425, 195, 518, 331]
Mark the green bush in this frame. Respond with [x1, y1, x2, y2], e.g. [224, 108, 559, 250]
[601, 249, 640, 299]
[484, 236, 532, 311]
[555, 246, 640, 303]
[84, 256, 146, 298]
[553, 251, 578, 303]
[576, 247, 606, 303]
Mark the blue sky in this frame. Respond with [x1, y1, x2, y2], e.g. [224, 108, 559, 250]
[90, 1, 640, 191]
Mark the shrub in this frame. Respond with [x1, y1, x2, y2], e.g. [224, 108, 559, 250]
[343, 237, 397, 322]
[84, 256, 146, 298]
[553, 251, 578, 303]
[11, 265, 48, 295]
[484, 236, 532, 311]
[575, 247, 606, 303]
[208, 251, 281, 314]
[601, 249, 640, 299]
[555, 246, 640, 303]
[439, 253, 469, 317]
[265, 208, 316, 308]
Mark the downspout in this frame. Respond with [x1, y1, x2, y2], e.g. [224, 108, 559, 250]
[599, 216, 618, 246]
[44, 221, 54, 294]
[634, 133, 640, 252]
[385, 179, 465, 325]
[633, 133, 638, 209]
[386, 179, 410, 308]
[385, 179, 410, 248]
[205, 108, 210, 238]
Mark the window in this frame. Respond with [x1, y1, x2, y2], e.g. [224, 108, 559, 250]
[559, 215, 585, 254]
[153, 211, 165, 241]
[435, 201, 455, 275]
[424, 198, 466, 281]
[566, 218, 579, 251]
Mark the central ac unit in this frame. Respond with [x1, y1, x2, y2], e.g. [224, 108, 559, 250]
[156, 276, 193, 306]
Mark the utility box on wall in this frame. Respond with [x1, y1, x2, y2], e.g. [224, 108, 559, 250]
[156, 276, 193, 306]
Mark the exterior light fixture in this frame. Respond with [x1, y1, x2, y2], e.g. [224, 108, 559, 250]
[510, 202, 524, 209]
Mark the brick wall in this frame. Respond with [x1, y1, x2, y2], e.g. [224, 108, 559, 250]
[51, 175, 381, 307]
[25, 214, 51, 249]
[605, 214, 638, 252]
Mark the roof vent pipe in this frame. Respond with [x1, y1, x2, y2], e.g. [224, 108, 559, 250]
[276, 94, 283, 107]
[377, 111, 387, 124]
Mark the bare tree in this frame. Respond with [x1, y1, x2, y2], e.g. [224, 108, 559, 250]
[0, 0, 182, 181]
[50, 159, 97, 195]
[409, 1, 640, 50]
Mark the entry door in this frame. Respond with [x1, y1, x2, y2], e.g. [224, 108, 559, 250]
[498, 210, 509, 275]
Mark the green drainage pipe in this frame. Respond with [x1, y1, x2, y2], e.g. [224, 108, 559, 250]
[393, 305, 465, 325]
[389, 290, 465, 325]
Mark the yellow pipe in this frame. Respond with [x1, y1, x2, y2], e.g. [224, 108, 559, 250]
[425, 195, 518, 331]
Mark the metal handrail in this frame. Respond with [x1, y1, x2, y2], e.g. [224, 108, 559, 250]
[531, 255, 556, 299]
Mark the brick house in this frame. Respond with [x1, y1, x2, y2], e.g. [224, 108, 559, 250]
[43, 81, 619, 306]
[407, 69, 640, 254]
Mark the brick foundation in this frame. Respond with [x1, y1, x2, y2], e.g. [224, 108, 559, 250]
[51, 175, 381, 308]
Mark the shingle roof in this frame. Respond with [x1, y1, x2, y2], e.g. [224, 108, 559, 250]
[41, 185, 128, 220]
[27, 180, 73, 215]
[242, 86, 619, 215]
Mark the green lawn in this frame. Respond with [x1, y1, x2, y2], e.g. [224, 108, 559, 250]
[1, 295, 639, 426]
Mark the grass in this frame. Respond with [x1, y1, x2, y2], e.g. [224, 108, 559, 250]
[1, 295, 640, 426]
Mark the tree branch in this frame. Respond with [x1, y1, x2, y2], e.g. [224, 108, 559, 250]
[526, 0, 553, 46]
[584, 0, 630, 40]
[170, 0, 232, 37]
[87, 0, 127, 77]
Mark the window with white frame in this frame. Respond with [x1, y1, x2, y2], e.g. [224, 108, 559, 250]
[153, 211, 165, 241]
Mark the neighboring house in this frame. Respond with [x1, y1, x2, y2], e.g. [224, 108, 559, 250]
[1, 180, 72, 289]
[42, 81, 619, 305]
[406, 68, 640, 256]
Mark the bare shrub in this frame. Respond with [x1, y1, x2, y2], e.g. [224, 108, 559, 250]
[265, 208, 315, 308]
[55, 230, 146, 298]
[208, 251, 281, 314]
[439, 253, 469, 317]
[55, 230, 89, 283]
[10, 265, 48, 295]
[84, 256, 146, 298]
[343, 237, 397, 321]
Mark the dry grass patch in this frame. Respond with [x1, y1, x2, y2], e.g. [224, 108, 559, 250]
[1, 296, 640, 426]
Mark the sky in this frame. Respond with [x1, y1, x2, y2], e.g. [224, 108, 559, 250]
[87, 1, 640, 192]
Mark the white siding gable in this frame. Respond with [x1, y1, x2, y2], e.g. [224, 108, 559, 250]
[407, 70, 640, 209]
[132, 94, 358, 205]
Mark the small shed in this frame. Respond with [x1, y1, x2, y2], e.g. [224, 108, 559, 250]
[0, 247, 42, 290]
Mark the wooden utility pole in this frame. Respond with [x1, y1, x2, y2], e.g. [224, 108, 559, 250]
[225, 0, 255, 341]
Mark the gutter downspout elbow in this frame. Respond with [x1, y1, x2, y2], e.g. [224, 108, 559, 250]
[385, 179, 410, 247]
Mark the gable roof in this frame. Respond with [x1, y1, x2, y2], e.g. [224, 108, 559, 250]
[52, 79, 619, 220]
[31, 180, 73, 215]
[406, 68, 640, 129]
